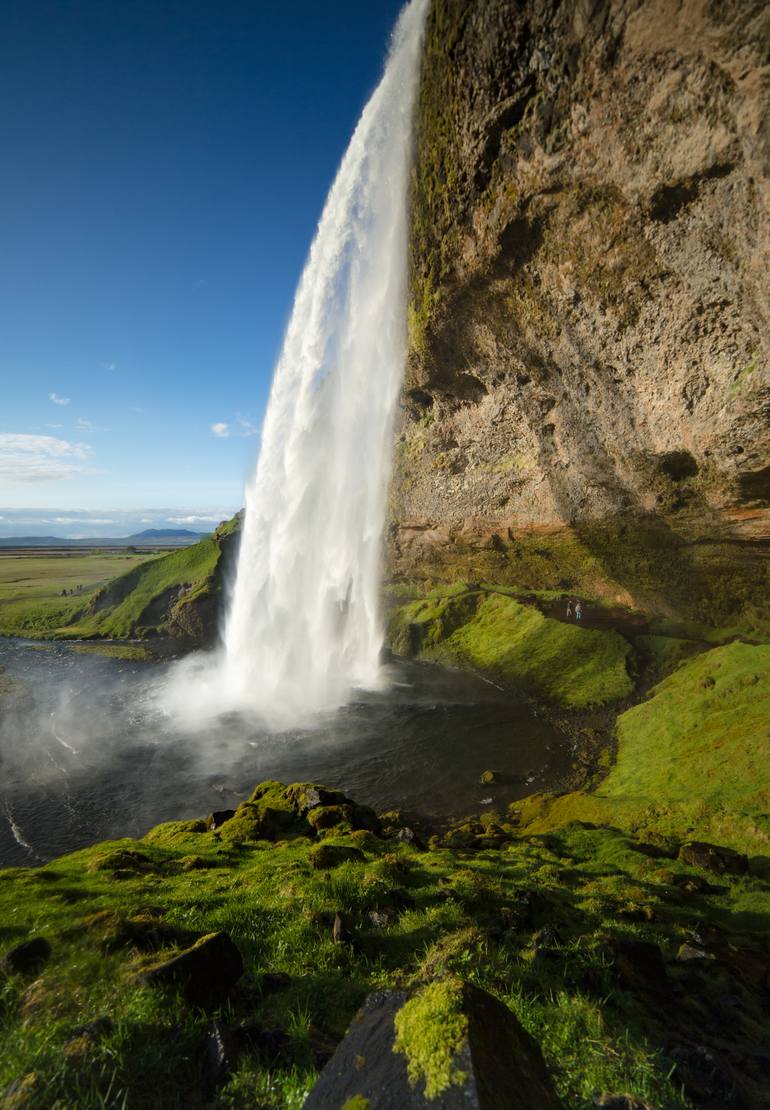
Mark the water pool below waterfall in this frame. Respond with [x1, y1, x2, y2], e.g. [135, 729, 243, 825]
[0, 638, 570, 867]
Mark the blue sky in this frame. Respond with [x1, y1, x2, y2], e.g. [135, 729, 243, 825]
[0, 0, 404, 532]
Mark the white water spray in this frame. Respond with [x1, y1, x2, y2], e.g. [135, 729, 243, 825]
[209, 1, 427, 724]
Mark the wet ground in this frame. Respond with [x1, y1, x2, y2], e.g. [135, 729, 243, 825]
[0, 638, 571, 867]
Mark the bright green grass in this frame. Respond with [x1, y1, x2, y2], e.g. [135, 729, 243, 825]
[517, 642, 770, 853]
[0, 555, 161, 638]
[0, 554, 159, 603]
[3, 790, 753, 1109]
[57, 540, 220, 640]
[390, 591, 635, 708]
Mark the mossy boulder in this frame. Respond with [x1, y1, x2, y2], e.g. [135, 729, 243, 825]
[390, 590, 635, 709]
[86, 845, 159, 876]
[143, 819, 208, 846]
[306, 980, 562, 1108]
[133, 930, 243, 1008]
[218, 781, 381, 843]
[309, 844, 365, 870]
[307, 803, 382, 835]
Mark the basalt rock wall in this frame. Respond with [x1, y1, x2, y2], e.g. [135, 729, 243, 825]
[389, 0, 770, 630]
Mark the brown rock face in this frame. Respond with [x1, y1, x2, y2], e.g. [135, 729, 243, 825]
[390, 0, 770, 628]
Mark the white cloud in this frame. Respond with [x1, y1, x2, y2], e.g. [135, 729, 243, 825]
[100, 361, 116, 371]
[53, 516, 115, 525]
[49, 392, 71, 406]
[211, 417, 259, 439]
[0, 434, 92, 483]
[167, 513, 228, 525]
[236, 417, 259, 437]
[76, 417, 93, 431]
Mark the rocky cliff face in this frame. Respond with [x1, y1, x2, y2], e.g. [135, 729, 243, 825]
[389, 0, 770, 631]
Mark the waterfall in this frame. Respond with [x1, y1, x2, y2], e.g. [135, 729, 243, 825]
[217, 0, 427, 724]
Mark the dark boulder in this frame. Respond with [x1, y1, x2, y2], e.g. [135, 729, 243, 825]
[305, 981, 562, 1109]
[396, 827, 426, 850]
[133, 930, 243, 1007]
[679, 841, 748, 876]
[235, 1021, 292, 1063]
[256, 971, 291, 996]
[333, 912, 354, 946]
[1, 938, 51, 977]
[604, 938, 669, 996]
[207, 810, 235, 830]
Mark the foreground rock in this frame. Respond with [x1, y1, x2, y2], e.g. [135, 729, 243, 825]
[305, 980, 562, 1109]
[0, 938, 51, 977]
[212, 780, 381, 843]
[133, 931, 242, 1007]
[679, 841, 749, 876]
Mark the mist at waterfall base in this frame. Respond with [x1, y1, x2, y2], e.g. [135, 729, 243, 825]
[163, 0, 429, 730]
[0, 638, 568, 867]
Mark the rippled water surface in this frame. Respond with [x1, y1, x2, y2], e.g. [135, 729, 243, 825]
[0, 639, 568, 866]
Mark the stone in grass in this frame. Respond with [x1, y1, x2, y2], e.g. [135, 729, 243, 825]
[605, 938, 669, 996]
[309, 844, 365, 869]
[133, 930, 243, 1007]
[304, 979, 562, 1109]
[678, 841, 748, 877]
[0, 938, 51, 977]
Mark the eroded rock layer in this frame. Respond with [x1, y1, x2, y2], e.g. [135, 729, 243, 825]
[389, 0, 770, 629]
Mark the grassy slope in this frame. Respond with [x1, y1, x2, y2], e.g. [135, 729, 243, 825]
[0, 555, 162, 638]
[516, 642, 770, 854]
[0, 539, 223, 641]
[5, 784, 770, 1109]
[390, 589, 635, 709]
[60, 539, 220, 639]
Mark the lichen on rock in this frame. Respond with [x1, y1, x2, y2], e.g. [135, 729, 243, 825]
[392, 978, 468, 1098]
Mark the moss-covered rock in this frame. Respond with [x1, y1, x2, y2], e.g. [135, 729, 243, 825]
[308, 844, 366, 870]
[513, 642, 770, 854]
[393, 979, 468, 1098]
[390, 589, 634, 708]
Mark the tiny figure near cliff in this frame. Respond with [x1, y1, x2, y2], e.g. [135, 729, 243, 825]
[566, 599, 572, 619]
[575, 601, 583, 622]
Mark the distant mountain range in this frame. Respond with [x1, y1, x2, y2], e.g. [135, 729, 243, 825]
[0, 529, 206, 548]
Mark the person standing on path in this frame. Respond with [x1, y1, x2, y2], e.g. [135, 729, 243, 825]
[566, 599, 573, 619]
[575, 600, 583, 622]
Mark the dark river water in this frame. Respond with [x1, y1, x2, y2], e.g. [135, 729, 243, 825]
[0, 639, 568, 867]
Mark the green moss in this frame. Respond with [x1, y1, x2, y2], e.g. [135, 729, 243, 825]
[391, 591, 634, 709]
[729, 358, 757, 394]
[342, 1098, 370, 1110]
[516, 642, 770, 853]
[143, 820, 208, 847]
[1, 772, 763, 1108]
[393, 979, 468, 1098]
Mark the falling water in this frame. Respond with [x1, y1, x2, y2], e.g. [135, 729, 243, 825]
[216, 0, 428, 723]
